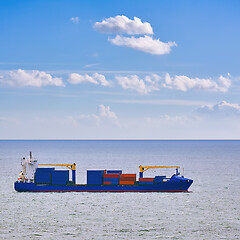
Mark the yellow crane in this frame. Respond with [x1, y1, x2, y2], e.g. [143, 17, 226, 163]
[38, 163, 76, 183]
[139, 165, 180, 178]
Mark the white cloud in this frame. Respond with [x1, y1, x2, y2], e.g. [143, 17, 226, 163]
[144, 73, 161, 83]
[94, 15, 177, 55]
[196, 101, 240, 117]
[94, 15, 153, 35]
[94, 73, 113, 87]
[163, 73, 231, 92]
[70, 105, 120, 127]
[98, 104, 120, 127]
[98, 104, 117, 119]
[116, 74, 160, 94]
[0, 69, 64, 87]
[68, 73, 113, 87]
[109, 35, 177, 55]
[218, 73, 231, 89]
[70, 17, 79, 23]
[68, 73, 98, 84]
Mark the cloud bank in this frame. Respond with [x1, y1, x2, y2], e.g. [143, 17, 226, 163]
[0, 69, 64, 87]
[163, 73, 231, 92]
[98, 104, 118, 119]
[115, 73, 231, 93]
[116, 74, 160, 94]
[71, 104, 120, 127]
[196, 101, 240, 117]
[68, 73, 113, 87]
[94, 15, 153, 35]
[0, 69, 232, 94]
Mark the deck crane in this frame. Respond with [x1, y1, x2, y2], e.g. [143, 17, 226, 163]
[38, 163, 76, 184]
[139, 165, 180, 178]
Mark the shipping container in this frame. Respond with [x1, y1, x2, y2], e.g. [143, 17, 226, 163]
[87, 170, 104, 185]
[51, 170, 69, 185]
[120, 174, 136, 178]
[119, 177, 136, 181]
[139, 178, 154, 182]
[119, 180, 135, 185]
[35, 168, 55, 184]
[109, 181, 119, 185]
[104, 179, 119, 185]
[107, 170, 122, 174]
[103, 181, 111, 185]
[103, 177, 119, 182]
[103, 173, 120, 178]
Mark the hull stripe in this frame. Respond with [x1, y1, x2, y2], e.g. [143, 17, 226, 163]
[20, 189, 189, 193]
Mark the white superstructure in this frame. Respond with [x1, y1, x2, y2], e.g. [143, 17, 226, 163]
[18, 152, 38, 182]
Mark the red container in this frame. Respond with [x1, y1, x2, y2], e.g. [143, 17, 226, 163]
[139, 178, 154, 182]
[119, 180, 135, 185]
[120, 177, 136, 181]
[121, 174, 136, 178]
[103, 181, 111, 185]
[103, 173, 120, 178]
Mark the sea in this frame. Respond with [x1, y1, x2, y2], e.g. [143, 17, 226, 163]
[0, 140, 239, 239]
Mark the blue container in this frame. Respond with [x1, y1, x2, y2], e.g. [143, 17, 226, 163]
[51, 170, 69, 185]
[35, 168, 55, 184]
[103, 177, 119, 182]
[110, 179, 119, 185]
[138, 181, 154, 185]
[154, 176, 166, 183]
[107, 170, 122, 174]
[103, 178, 119, 185]
[87, 170, 104, 185]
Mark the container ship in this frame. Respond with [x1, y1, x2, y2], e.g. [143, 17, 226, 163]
[14, 152, 193, 192]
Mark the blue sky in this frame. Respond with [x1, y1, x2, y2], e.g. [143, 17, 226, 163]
[0, 0, 240, 139]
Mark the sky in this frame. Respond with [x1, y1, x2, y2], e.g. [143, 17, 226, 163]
[0, 0, 240, 139]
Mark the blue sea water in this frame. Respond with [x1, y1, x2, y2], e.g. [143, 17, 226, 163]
[0, 140, 239, 239]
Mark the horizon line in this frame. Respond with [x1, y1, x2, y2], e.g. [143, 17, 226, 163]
[0, 139, 239, 141]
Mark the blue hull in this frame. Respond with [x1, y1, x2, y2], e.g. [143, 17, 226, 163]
[15, 176, 193, 192]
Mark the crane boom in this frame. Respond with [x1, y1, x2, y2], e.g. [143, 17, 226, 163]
[38, 163, 76, 170]
[139, 165, 180, 178]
